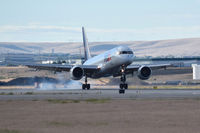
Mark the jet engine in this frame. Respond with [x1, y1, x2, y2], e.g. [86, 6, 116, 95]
[70, 66, 84, 80]
[137, 66, 151, 80]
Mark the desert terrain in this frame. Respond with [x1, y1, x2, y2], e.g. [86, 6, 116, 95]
[0, 37, 200, 57]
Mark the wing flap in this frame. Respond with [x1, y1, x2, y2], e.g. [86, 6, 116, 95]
[27, 64, 73, 72]
[26, 64, 99, 74]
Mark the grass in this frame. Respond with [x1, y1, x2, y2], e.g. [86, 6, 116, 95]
[0, 92, 34, 95]
[0, 92, 5, 95]
[47, 121, 108, 127]
[153, 86, 158, 89]
[0, 129, 26, 133]
[47, 98, 110, 104]
[47, 99, 80, 104]
[48, 121, 73, 127]
[84, 98, 110, 104]
[24, 92, 34, 95]
[8, 92, 14, 95]
[0, 76, 5, 79]
[0, 92, 13, 95]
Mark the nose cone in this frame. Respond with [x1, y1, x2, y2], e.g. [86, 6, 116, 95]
[121, 54, 134, 65]
[117, 46, 134, 64]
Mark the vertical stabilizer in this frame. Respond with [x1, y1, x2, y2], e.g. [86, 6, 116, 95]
[82, 27, 91, 61]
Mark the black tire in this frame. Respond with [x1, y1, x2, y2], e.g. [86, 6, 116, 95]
[119, 89, 125, 94]
[87, 84, 90, 90]
[124, 84, 128, 89]
[120, 84, 124, 89]
[82, 84, 86, 90]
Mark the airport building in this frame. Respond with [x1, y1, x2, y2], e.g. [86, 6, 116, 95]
[132, 57, 200, 67]
[192, 64, 200, 80]
[1, 53, 200, 67]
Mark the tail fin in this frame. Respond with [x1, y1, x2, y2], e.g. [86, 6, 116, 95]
[82, 27, 91, 61]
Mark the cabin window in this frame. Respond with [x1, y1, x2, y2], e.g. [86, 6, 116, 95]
[119, 51, 133, 54]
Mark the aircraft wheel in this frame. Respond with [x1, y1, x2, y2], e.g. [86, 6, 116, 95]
[82, 84, 86, 90]
[120, 84, 124, 89]
[119, 89, 125, 94]
[124, 84, 128, 89]
[87, 84, 90, 90]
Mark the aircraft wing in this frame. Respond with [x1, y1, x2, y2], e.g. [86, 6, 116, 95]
[125, 64, 172, 74]
[26, 64, 99, 74]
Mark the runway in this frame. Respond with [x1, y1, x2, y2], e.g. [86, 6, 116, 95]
[1, 88, 200, 100]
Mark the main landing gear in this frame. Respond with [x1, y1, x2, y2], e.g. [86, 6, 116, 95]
[119, 67, 128, 94]
[82, 76, 90, 90]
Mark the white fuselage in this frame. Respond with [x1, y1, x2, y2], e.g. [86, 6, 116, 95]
[83, 46, 134, 78]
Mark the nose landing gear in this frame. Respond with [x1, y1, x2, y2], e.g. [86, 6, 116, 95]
[119, 67, 128, 94]
[82, 76, 90, 90]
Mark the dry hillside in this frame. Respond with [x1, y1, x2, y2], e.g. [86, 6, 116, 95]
[0, 38, 200, 57]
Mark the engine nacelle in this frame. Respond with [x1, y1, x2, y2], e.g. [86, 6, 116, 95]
[70, 66, 84, 80]
[137, 66, 151, 80]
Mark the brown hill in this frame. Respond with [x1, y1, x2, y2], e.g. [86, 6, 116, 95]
[0, 38, 200, 57]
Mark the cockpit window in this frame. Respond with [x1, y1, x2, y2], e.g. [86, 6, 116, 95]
[119, 51, 133, 54]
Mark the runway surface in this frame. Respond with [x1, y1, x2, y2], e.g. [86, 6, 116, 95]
[1, 88, 200, 100]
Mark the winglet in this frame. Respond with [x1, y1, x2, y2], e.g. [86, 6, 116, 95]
[82, 27, 91, 61]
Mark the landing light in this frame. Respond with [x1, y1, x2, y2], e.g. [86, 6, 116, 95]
[98, 64, 103, 69]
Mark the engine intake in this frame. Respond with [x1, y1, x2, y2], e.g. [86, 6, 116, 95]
[70, 66, 84, 80]
[137, 66, 151, 80]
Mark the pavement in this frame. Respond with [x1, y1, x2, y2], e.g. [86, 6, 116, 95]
[1, 88, 200, 100]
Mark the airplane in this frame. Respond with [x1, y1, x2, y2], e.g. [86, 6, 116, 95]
[27, 27, 171, 94]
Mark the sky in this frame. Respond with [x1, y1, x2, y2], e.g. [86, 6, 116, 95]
[0, 0, 200, 42]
